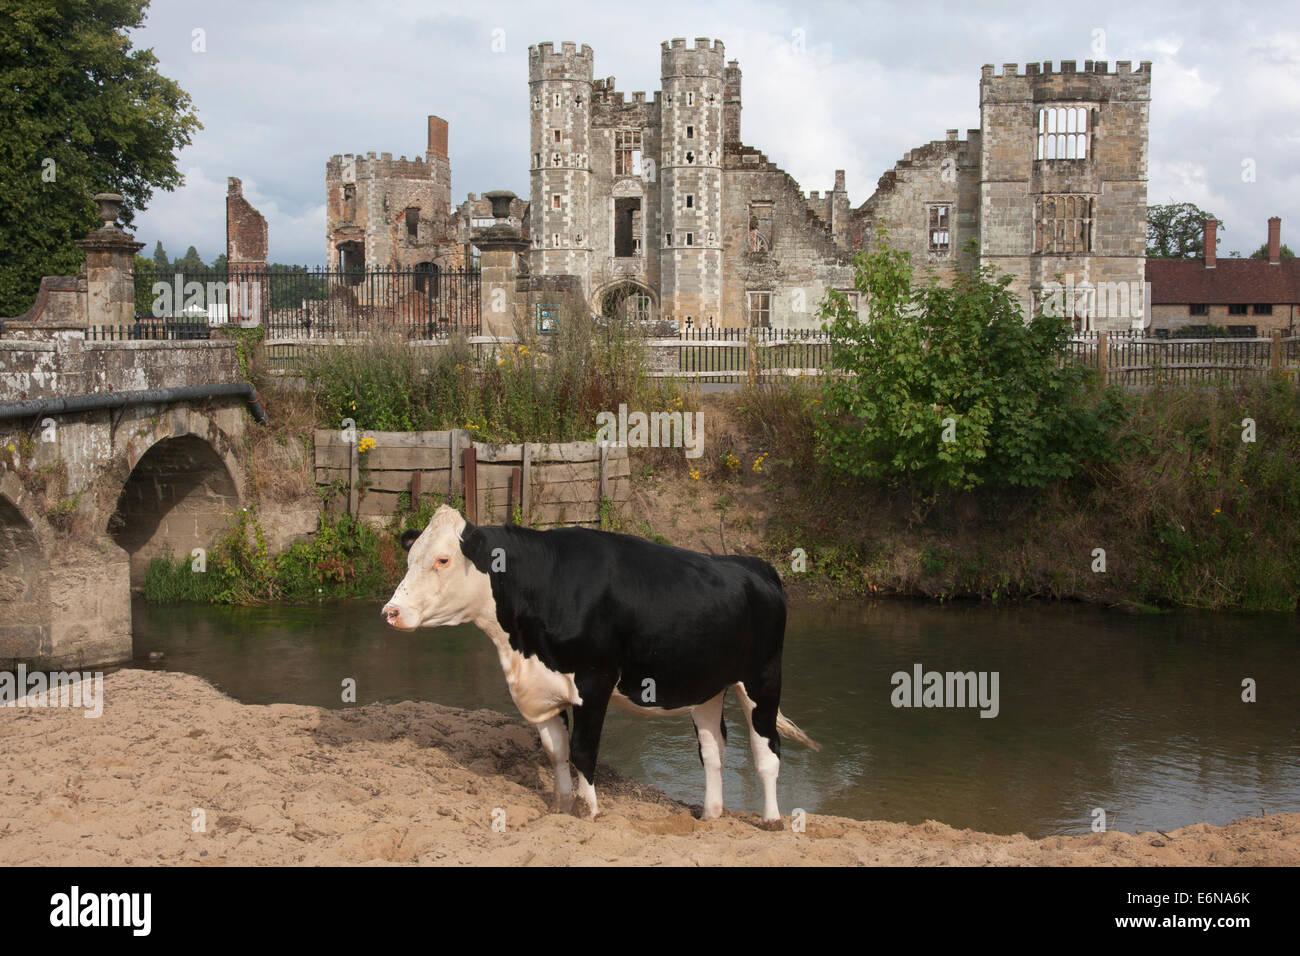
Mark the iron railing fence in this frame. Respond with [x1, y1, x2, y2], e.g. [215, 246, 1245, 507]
[132, 266, 481, 338]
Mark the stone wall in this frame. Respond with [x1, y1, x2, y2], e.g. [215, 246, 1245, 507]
[0, 337, 241, 402]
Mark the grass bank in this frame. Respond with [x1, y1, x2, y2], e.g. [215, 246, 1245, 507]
[696, 376, 1300, 611]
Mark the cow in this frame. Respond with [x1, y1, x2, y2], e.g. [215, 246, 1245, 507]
[381, 505, 819, 823]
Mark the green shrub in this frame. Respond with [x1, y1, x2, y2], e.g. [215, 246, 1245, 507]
[817, 228, 1122, 491]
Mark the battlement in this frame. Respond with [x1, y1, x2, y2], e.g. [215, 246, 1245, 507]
[981, 59, 1152, 79]
[326, 152, 433, 181]
[661, 36, 726, 78]
[529, 41, 595, 82]
[980, 58, 1152, 104]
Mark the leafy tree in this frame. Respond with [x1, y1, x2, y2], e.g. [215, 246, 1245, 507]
[816, 228, 1121, 493]
[1248, 242, 1295, 260]
[1147, 202, 1220, 258]
[171, 245, 207, 274]
[0, 0, 201, 314]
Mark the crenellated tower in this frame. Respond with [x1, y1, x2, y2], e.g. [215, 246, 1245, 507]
[529, 42, 595, 291]
[979, 59, 1151, 328]
[658, 37, 725, 326]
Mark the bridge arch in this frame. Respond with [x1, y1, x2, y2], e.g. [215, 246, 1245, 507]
[0, 472, 52, 660]
[103, 407, 246, 586]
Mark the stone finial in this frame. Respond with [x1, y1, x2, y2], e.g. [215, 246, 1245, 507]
[93, 193, 124, 228]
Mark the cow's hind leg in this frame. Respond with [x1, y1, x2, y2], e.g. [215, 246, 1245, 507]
[570, 671, 616, 819]
[690, 691, 727, 820]
[535, 713, 573, 812]
[735, 681, 782, 825]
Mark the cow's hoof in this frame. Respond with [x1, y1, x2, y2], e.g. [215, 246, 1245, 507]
[701, 804, 724, 821]
[551, 794, 575, 814]
[757, 816, 784, 832]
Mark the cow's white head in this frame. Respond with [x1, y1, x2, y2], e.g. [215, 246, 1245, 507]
[381, 505, 492, 631]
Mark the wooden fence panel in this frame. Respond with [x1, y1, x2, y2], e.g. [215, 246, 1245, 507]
[314, 430, 631, 526]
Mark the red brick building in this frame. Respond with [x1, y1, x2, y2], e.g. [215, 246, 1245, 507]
[1147, 217, 1298, 335]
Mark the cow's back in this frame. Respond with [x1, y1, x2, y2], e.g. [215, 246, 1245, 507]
[464, 525, 786, 708]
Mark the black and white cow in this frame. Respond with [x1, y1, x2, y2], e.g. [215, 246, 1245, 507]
[381, 505, 818, 823]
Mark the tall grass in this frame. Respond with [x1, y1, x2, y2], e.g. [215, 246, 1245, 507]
[296, 303, 682, 442]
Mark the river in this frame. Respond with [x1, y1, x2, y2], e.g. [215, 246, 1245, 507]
[129, 596, 1299, 838]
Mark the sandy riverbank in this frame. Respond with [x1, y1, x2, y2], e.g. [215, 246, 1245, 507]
[0, 669, 1295, 866]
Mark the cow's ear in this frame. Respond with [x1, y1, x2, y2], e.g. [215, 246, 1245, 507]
[459, 523, 491, 571]
[400, 529, 422, 552]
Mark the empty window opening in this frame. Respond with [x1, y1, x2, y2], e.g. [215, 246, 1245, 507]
[928, 204, 951, 255]
[553, 129, 562, 144]
[1034, 194, 1094, 254]
[615, 129, 643, 177]
[686, 125, 694, 139]
[405, 207, 419, 238]
[749, 202, 773, 252]
[685, 232, 694, 246]
[686, 194, 695, 209]
[1038, 106, 1090, 160]
[552, 194, 561, 209]
[686, 91, 695, 107]
[685, 151, 695, 164]
[615, 197, 642, 257]
[338, 241, 365, 285]
[413, 261, 439, 296]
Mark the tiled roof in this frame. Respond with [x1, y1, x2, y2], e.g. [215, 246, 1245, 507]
[1145, 257, 1300, 304]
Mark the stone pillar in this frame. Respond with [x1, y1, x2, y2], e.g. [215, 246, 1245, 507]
[74, 193, 144, 328]
[474, 191, 529, 338]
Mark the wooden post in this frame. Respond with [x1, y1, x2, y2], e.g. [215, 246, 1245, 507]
[1272, 329, 1283, 372]
[1098, 330, 1109, 384]
[449, 429, 460, 497]
[462, 445, 478, 524]
[348, 437, 360, 519]
[598, 442, 609, 503]
[409, 469, 422, 508]
[508, 467, 522, 524]
[520, 442, 532, 525]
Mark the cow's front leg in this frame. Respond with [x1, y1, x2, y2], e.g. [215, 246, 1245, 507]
[691, 691, 727, 820]
[569, 670, 616, 819]
[535, 712, 573, 812]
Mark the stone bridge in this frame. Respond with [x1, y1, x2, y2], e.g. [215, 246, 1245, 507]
[0, 195, 264, 667]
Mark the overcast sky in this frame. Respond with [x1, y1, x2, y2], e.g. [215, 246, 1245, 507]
[127, 0, 1300, 266]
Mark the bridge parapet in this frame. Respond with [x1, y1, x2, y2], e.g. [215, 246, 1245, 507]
[0, 334, 241, 403]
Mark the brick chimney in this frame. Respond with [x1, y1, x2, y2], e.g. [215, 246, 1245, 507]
[426, 115, 449, 159]
[1268, 216, 1281, 265]
[1204, 218, 1217, 269]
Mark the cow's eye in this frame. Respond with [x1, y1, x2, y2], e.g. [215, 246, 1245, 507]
[435, 555, 451, 568]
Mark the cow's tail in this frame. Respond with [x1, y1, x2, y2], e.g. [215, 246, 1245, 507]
[775, 710, 821, 752]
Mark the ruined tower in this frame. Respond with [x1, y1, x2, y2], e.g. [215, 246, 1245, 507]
[979, 60, 1151, 328]
[529, 42, 595, 290]
[325, 115, 456, 276]
[658, 38, 725, 327]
